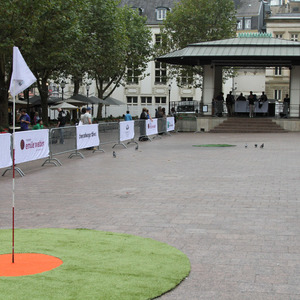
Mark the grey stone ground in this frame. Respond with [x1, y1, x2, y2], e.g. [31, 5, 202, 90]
[1, 132, 300, 299]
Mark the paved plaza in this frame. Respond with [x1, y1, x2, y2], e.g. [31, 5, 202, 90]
[1, 132, 300, 299]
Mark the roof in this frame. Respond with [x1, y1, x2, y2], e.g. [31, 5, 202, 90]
[235, 0, 262, 16]
[266, 13, 300, 20]
[157, 34, 300, 67]
[119, 0, 179, 25]
[119, 0, 262, 25]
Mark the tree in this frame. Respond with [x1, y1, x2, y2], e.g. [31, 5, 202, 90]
[159, 0, 237, 87]
[24, 0, 83, 125]
[83, 1, 152, 119]
[0, 0, 152, 125]
[0, 0, 41, 126]
[0, 0, 84, 127]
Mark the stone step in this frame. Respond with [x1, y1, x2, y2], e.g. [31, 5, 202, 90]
[210, 118, 287, 133]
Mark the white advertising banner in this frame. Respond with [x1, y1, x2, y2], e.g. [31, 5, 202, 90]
[0, 133, 12, 168]
[119, 121, 135, 142]
[76, 124, 99, 150]
[14, 130, 49, 164]
[167, 117, 175, 132]
[146, 118, 158, 136]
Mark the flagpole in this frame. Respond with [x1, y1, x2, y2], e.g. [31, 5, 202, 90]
[12, 94, 16, 263]
[9, 46, 37, 263]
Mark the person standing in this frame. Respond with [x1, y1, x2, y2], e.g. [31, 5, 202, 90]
[260, 91, 268, 102]
[236, 93, 246, 101]
[124, 110, 132, 121]
[81, 107, 92, 124]
[139, 108, 148, 141]
[146, 109, 153, 121]
[283, 94, 290, 118]
[157, 106, 163, 118]
[226, 91, 235, 116]
[33, 112, 40, 125]
[214, 92, 224, 117]
[248, 91, 256, 118]
[80, 107, 93, 149]
[57, 108, 66, 144]
[258, 91, 268, 110]
[19, 109, 31, 131]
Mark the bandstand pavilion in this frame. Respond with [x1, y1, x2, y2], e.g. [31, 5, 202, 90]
[157, 33, 300, 119]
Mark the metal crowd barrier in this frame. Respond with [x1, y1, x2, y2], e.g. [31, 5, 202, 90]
[43, 126, 78, 166]
[98, 122, 119, 146]
[1, 118, 175, 176]
[135, 119, 148, 141]
[157, 118, 168, 136]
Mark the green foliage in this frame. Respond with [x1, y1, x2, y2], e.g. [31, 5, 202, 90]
[158, 0, 237, 88]
[162, 0, 237, 50]
[0, 0, 152, 125]
[81, 2, 152, 118]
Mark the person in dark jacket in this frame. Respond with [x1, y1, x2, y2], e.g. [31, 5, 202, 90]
[139, 108, 148, 141]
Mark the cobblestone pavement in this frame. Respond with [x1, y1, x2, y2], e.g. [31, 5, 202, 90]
[1, 132, 300, 299]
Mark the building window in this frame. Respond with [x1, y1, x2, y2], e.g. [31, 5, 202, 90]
[291, 34, 298, 41]
[131, 7, 143, 16]
[181, 97, 193, 101]
[127, 96, 138, 105]
[155, 34, 162, 46]
[155, 97, 166, 104]
[274, 90, 282, 100]
[154, 34, 166, 48]
[141, 97, 152, 104]
[237, 18, 243, 30]
[127, 64, 139, 84]
[155, 62, 167, 84]
[245, 18, 251, 29]
[156, 7, 169, 21]
[275, 33, 283, 39]
[275, 67, 282, 76]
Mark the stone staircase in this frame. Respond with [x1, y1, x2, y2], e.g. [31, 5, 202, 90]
[210, 117, 287, 133]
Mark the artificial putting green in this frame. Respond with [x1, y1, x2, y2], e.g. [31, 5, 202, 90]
[193, 144, 236, 147]
[0, 228, 190, 300]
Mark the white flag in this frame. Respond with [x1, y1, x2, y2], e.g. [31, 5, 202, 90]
[9, 46, 37, 97]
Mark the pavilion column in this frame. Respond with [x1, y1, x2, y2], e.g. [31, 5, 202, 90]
[290, 65, 300, 118]
[202, 65, 223, 115]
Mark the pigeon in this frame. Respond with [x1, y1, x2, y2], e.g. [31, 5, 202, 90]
[113, 151, 116, 158]
[245, 143, 248, 148]
[260, 143, 264, 149]
[135, 144, 139, 150]
[255, 144, 257, 148]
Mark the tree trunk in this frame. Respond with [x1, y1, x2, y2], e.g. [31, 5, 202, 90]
[96, 79, 104, 119]
[73, 77, 80, 96]
[0, 75, 9, 127]
[0, 88, 9, 127]
[38, 78, 49, 126]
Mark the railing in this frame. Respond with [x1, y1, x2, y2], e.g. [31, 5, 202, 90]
[1, 117, 175, 177]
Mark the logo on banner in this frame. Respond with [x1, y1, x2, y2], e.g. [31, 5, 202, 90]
[20, 139, 25, 150]
[148, 123, 156, 129]
[167, 120, 174, 128]
[126, 124, 129, 130]
[79, 132, 96, 139]
[20, 138, 45, 150]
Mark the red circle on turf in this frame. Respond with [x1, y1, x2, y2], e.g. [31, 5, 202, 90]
[0, 253, 63, 277]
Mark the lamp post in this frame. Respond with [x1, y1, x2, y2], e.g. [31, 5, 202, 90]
[86, 83, 93, 116]
[60, 80, 66, 101]
[168, 84, 171, 115]
[86, 84, 90, 97]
